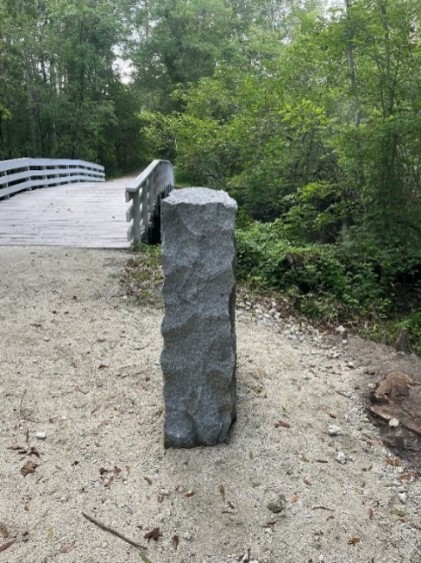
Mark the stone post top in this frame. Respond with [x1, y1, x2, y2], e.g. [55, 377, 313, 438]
[164, 187, 237, 209]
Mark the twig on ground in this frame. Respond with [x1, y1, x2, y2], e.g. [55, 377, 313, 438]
[0, 540, 16, 553]
[18, 389, 27, 428]
[335, 390, 352, 399]
[81, 512, 145, 548]
[81, 512, 152, 563]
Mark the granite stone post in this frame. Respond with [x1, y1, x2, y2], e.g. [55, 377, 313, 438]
[160, 188, 237, 448]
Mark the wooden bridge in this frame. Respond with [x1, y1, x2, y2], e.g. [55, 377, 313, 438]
[0, 158, 174, 248]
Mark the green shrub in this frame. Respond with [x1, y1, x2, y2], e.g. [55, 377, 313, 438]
[236, 219, 390, 322]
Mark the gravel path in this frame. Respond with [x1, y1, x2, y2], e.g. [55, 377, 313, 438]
[0, 247, 420, 563]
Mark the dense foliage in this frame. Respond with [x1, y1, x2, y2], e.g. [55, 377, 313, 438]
[1, 0, 420, 349]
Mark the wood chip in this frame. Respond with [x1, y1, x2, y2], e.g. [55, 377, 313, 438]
[274, 420, 291, 428]
[347, 536, 360, 545]
[20, 460, 39, 477]
[172, 534, 179, 550]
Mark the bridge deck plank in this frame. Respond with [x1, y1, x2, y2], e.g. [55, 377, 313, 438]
[0, 178, 132, 248]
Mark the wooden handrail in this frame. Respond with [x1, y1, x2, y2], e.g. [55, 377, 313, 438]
[125, 159, 174, 245]
[0, 158, 105, 199]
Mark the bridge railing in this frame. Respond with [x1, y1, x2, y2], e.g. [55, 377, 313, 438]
[125, 159, 174, 245]
[0, 158, 105, 199]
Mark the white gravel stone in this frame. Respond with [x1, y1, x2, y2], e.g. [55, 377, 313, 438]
[328, 425, 343, 436]
[336, 451, 347, 464]
[389, 418, 400, 428]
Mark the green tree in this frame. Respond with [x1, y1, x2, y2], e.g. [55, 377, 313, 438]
[0, 0, 144, 172]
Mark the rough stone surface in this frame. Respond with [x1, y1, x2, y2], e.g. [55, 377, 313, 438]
[160, 188, 237, 448]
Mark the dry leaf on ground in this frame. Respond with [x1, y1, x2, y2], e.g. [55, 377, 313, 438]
[144, 528, 161, 541]
[20, 460, 39, 477]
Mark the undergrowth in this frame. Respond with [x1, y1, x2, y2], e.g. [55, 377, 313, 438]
[123, 244, 163, 308]
[237, 220, 421, 356]
[125, 229, 421, 357]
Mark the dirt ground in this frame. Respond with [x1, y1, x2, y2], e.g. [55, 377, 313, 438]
[0, 247, 420, 563]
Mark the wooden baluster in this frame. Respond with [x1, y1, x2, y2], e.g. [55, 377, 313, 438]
[133, 190, 141, 244]
[141, 179, 149, 238]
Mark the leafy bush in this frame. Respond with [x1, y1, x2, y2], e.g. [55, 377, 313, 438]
[236, 219, 388, 322]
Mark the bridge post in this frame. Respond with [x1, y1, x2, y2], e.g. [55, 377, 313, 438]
[132, 191, 142, 244]
[0, 171, 9, 198]
[141, 179, 149, 236]
[160, 188, 237, 448]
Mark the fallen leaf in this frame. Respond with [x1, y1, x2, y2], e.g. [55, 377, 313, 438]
[172, 535, 179, 550]
[144, 528, 162, 542]
[185, 490, 195, 498]
[99, 467, 110, 476]
[47, 527, 54, 539]
[218, 485, 225, 501]
[98, 363, 109, 369]
[274, 420, 291, 428]
[347, 536, 360, 545]
[368, 508, 374, 519]
[385, 456, 402, 467]
[0, 540, 15, 553]
[144, 476, 153, 485]
[8, 444, 40, 457]
[398, 470, 415, 482]
[20, 460, 39, 477]
[60, 540, 76, 553]
[303, 477, 312, 486]
[113, 466, 122, 475]
[249, 450, 253, 460]
[0, 523, 9, 538]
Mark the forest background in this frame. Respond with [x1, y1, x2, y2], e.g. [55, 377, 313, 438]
[1, 0, 420, 352]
